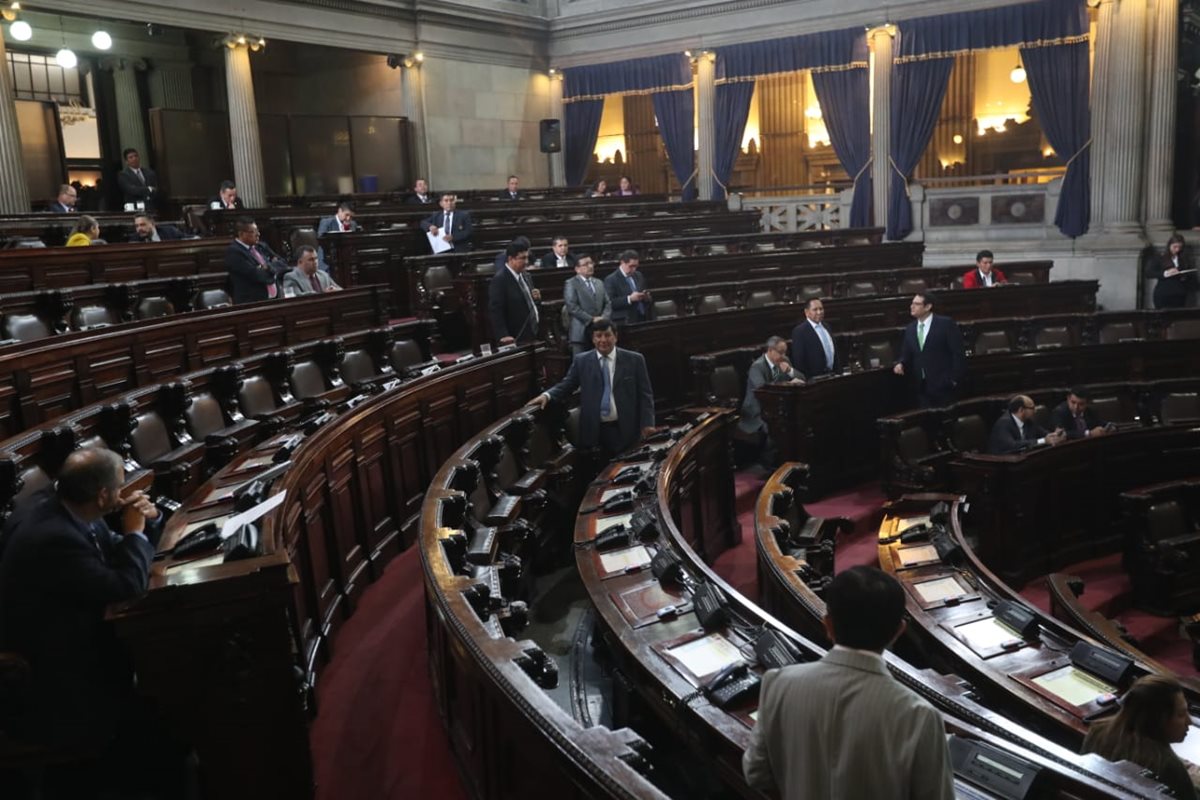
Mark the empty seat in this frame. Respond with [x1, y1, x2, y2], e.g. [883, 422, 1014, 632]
[898, 278, 927, 296]
[389, 339, 425, 372]
[1160, 392, 1200, 424]
[185, 393, 230, 439]
[709, 365, 742, 406]
[4, 314, 51, 343]
[70, 305, 121, 330]
[239, 376, 279, 417]
[195, 289, 231, 309]
[863, 340, 894, 367]
[1007, 271, 1036, 285]
[424, 265, 454, 294]
[1090, 396, 1125, 423]
[695, 295, 728, 315]
[799, 285, 823, 300]
[952, 415, 987, 452]
[1034, 326, 1071, 349]
[846, 281, 878, 298]
[289, 361, 328, 400]
[290, 228, 318, 255]
[1146, 501, 1190, 542]
[136, 296, 174, 319]
[131, 412, 175, 465]
[652, 299, 678, 320]
[972, 331, 1011, 355]
[745, 290, 778, 309]
[896, 426, 931, 461]
[1166, 320, 1200, 341]
[13, 465, 52, 505]
[340, 349, 379, 386]
[1099, 322, 1138, 344]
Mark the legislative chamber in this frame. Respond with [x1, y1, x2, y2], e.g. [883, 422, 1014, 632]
[0, 0, 1198, 799]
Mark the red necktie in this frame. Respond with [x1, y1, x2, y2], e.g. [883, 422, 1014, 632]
[341, 221, 350, 231]
[310, 274, 322, 293]
[250, 247, 277, 298]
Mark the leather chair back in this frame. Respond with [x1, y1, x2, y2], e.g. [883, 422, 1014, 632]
[652, 299, 678, 320]
[863, 340, 894, 367]
[745, 290, 778, 309]
[1098, 321, 1137, 344]
[973, 330, 1011, 355]
[389, 339, 424, 372]
[847, 281, 878, 298]
[239, 376, 278, 417]
[1166, 320, 1200, 341]
[196, 289, 232, 309]
[290, 361, 328, 400]
[185, 393, 228, 439]
[897, 426, 931, 460]
[14, 465, 51, 505]
[695, 294, 728, 315]
[952, 415, 988, 453]
[1007, 270, 1036, 285]
[898, 277, 927, 296]
[131, 412, 173, 465]
[340, 350, 378, 385]
[1160, 392, 1200, 424]
[4, 314, 51, 342]
[709, 365, 742, 406]
[70, 305, 120, 331]
[1034, 326, 1071, 349]
[1146, 501, 1187, 542]
[136, 296, 174, 319]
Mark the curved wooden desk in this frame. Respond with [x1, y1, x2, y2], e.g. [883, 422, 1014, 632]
[579, 421, 1163, 798]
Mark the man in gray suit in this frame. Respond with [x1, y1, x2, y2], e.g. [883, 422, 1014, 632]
[562, 254, 611, 354]
[744, 566, 955, 800]
[282, 246, 342, 295]
[528, 318, 655, 459]
[739, 336, 801, 467]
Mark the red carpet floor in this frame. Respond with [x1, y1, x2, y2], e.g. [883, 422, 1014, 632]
[309, 548, 468, 800]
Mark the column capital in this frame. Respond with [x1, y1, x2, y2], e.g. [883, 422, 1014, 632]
[867, 24, 897, 45]
[98, 57, 147, 73]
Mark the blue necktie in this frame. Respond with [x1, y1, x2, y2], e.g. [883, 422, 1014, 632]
[599, 355, 612, 417]
[815, 323, 834, 370]
[626, 274, 645, 318]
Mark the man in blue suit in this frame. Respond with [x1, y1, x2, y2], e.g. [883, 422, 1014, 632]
[603, 249, 653, 325]
[892, 291, 966, 408]
[529, 318, 655, 458]
[419, 193, 473, 252]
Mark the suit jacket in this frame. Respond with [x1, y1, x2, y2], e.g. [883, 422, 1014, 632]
[282, 267, 340, 295]
[498, 190, 524, 201]
[788, 321, 836, 379]
[488, 267, 539, 343]
[225, 240, 286, 304]
[406, 193, 433, 205]
[419, 209, 473, 251]
[539, 252, 577, 270]
[1149, 253, 1197, 309]
[48, 201, 74, 214]
[743, 648, 954, 800]
[604, 268, 652, 325]
[961, 268, 1007, 288]
[739, 356, 792, 434]
[316, 215, 361, 237]
[207, 196, 245, 210]
[563, 275, 611, 344]
[0, 493, 154, 745]
[987, 413, 1049, 454]
[896, 314, 966, 407]
[546, 347, 655, 452]
[127, 224, 185, 243]
[1050, 401, 1104, 439]
[116, 165, 159, 209]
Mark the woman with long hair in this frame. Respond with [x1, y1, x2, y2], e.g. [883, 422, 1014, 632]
[1081, 675, 1196, 800]
[1149, 234, 1197, 309]
[66, 215, 100, 247]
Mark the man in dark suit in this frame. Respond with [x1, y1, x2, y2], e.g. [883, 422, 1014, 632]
[530, 318, 655, 458]
[420, 193, 473, 251]
[1050, 387, 1112, 440]
[208, 179, 244, 210]
[961, 249, 1007, 288]
[224, 217, 287, 304]
[499, 175, 524, 201]
[128, 214, 185, 242]
[488, 241, 541, 344]
[406, 178, 433, 205]
[494, 236, 531, 272]
[116, 147, 158, 212]
[988, 395, 1066, 454]
[892, 292, 967, 408]
[740, 336, 802, 466]
[0, 448, 157, 748]
[538, 236, 577, 270]
[788, 298, 837, 379]
[563, 253, 611, 354]
[315, 201, 360, 273]
[604, 249, 652, 325]
[49, 183, 77, 213]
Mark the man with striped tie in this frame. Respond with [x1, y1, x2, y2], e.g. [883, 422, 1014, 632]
[562, 253, 611, 354]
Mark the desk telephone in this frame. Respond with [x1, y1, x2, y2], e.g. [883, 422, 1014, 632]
[582, 490, 634, 516]
[593, 509, 657, 551]
[704, 661, 761, 709]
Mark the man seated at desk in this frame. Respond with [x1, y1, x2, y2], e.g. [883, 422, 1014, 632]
[283, 245, 342, 295]
[739, 335, 802, 468]
[1050, 387, 1113, 440]
[962, 249, 1007, 288]
[988, 394, 1067, 454]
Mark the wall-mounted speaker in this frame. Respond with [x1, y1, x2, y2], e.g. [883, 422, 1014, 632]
[539, 119, 561, 153]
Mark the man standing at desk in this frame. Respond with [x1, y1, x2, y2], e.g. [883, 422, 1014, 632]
[563, 253, 610, 354]
[420, 193, 473, 252]
[528, 318, 655, 459]
[116, 147, 158, 212]
[744, 566, 955, 800]
[489, 241, 540, 345]
[789, 298, 837, 379]
[893, 292, 966, 408]
[605, 249, 652, 325]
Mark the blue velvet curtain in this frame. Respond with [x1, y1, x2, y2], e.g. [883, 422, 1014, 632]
[711, 82, 755, 199]
[897, 0, 1087, 58]
[887, 57, 954, 240]
[564, 99, 604, 188]
[716, 27, 866, 80]
[811, 67, 872, 227]
[1021, 43, 1090, 237]
[651, 90, 698, 200]
[563, 54, 692, 100]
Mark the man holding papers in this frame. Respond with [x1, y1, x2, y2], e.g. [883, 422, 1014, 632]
[420, 194, 473, 252]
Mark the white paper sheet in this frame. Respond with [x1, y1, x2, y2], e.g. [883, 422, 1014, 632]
[595, 513, 633, 534]
[897, 544, 940, 566]
[598, 545, 651, 574]
[955, 617, 1022, 649]
[667, 634, 744, 678]
[426, 231, 452, 254]
[914, 576, 965, 604]
[220, 490, 286, 540]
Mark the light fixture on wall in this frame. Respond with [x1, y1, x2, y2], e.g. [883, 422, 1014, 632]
[1009, 59, 1026, 84]
[9, 19, 31, 40]
[91, 30, 112, 50]
[1, 1, 20, 22]
[952, 133, 964, 144]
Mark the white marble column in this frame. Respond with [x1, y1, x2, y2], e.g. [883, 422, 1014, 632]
[224, 44, 266, 208]
[108, 58, 148, 164]
[695, 53, 716, 201]
[547, 72, 566, 187]
[0, 32, 30, 212]
[1097, 0, 1150, 234]
[149, 61, 196, 111]
[1088, 0, 1115, 229]
[868, 26, 895, 231]
[1143, 0, 1178, 236]
[400, 61, 430, 185]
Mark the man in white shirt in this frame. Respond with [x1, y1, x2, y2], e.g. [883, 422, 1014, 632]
[987, 394, 1066, 454]
[744, 566, 956, 800]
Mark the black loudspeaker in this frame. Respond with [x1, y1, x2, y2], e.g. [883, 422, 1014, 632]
[539, 119, 561, 153]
